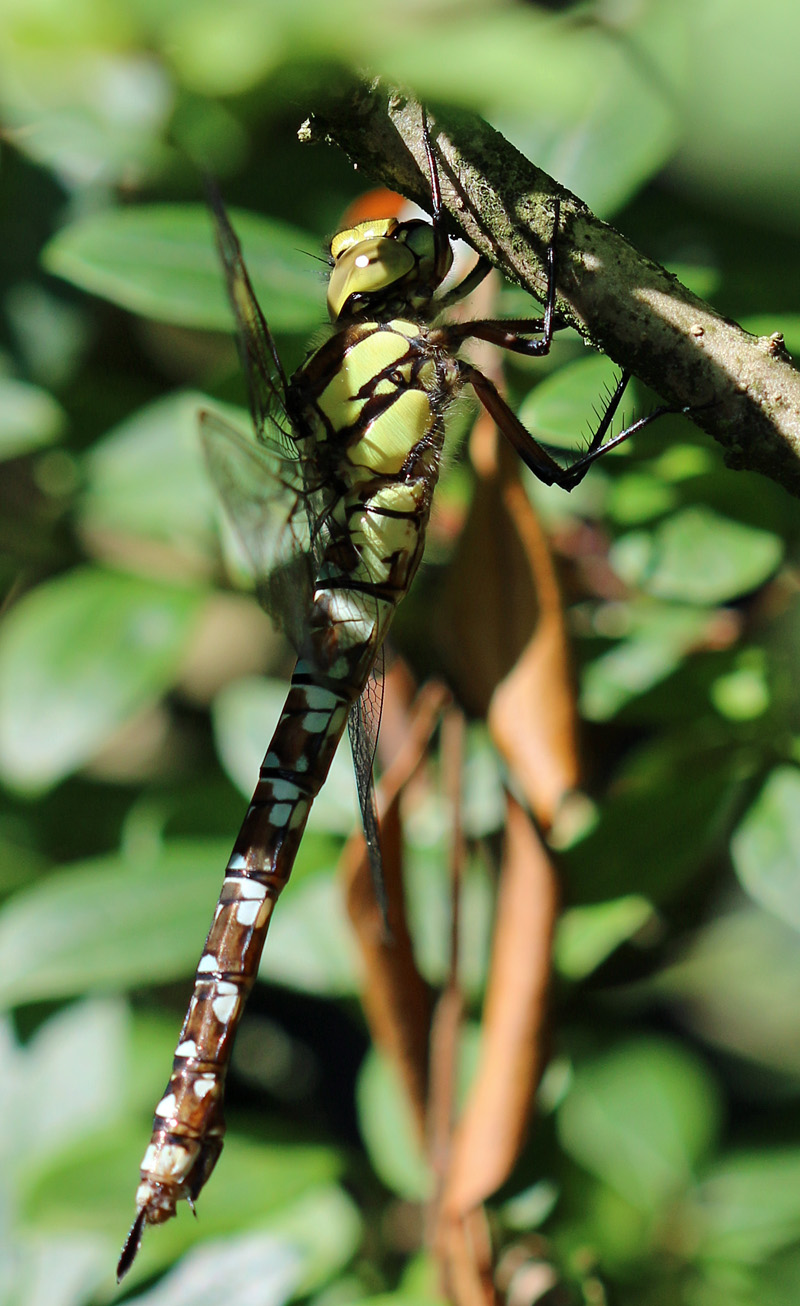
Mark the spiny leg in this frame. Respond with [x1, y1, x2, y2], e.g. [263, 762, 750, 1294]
[460, 363, 697, 491]
[458, 359, 572, 486]
[424, 191, 575, 488]
[417, 120, 689, 487]
[427, 174, 699, 488]
[434, 190, 576, 490]
[422, 170, 691, 488]
[435, 255, 493, 310]
[425, 169, 698, 491]
[420, 108, 563, 324]
[420, 110, 454, 288]
[441, 199, 563, 352]
[556, 375, 701, 487]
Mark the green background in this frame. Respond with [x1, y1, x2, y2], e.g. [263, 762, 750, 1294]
[1, 2, 800, 1303]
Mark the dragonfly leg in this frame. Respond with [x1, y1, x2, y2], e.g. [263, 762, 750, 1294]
[421, 110, 454, 288]
[421, 107, 563, 323]
[555, 376, 701, 487]
[458, 358, 576, 487]
[440, 198, 563, 350]
[435, 255, 494, 310]
[461, 364, 695, 491]
[434, 200, 564, 335]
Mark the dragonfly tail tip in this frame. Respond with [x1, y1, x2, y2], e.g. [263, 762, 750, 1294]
[117, 1207, 147, 1282]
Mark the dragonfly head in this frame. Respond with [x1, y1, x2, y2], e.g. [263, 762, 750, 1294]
[327, 217, 452, 321]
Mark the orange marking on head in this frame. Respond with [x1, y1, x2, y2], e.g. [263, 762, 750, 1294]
[339, 188, 408, 229]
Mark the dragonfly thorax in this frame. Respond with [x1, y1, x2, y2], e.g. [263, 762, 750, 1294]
[327, 217, 452, 322]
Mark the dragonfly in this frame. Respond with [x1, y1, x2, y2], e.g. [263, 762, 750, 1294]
[118, 121, 689, 1279]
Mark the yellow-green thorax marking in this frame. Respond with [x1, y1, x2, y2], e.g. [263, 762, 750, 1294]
[283, 211, 464, 609]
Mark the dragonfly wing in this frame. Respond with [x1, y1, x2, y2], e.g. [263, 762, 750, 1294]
[209, 179, 389, 903]
[348, 643, 387, 921]
[199, 408, 313, 646]
[206, 180, 295, 457]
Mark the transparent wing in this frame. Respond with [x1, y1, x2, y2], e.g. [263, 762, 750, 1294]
[348, 644, 387, 921]
[207, 179, 295, 457]
[205, 185, 337, 641]
[199, 409, 313, 646]
[207, 185, 387, 899]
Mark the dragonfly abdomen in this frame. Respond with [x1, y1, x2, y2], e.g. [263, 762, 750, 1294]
[123, 641, 373, 1263]
[123, 481, 437, 1267]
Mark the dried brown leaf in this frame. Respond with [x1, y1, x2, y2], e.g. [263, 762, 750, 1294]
[438, 410, 580, 829]
[487, 469, 580, 827]
[440, 796, 559, 1216]
[435, 1206, 498, 1306]
[341, 680, 449, 1141]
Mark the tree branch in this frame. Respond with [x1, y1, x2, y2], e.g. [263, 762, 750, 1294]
[303, 79, 800, 499]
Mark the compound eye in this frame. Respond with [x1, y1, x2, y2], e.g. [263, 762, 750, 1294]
[403, 221, 453, 281]
[327, 236, 415, 320]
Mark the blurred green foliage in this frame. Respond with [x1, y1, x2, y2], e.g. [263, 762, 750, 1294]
[1, 2, 800, 1304]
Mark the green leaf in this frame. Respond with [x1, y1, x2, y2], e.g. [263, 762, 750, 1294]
[0, 377, 65, 459]
[9, 1234, 108, 1306]
[649, 906, 800, 1079]
[0, 999, 128, 1179]
[118, 1191, 357, 1306]
[0, 826, 48, 895]
[1, 25, 170, 186]
[403, 843, 492, 998]
[3, 282, 90, 388]
[711, 648, 771, 721]
[607, 471, 677, 525]
[346, 1298, 445, 1306]
[0, 841, 229, 1007]
[687, 1150, 800, 1265]
[557, 1037, 721, 1213]
[0, 568, 204, 793]
[0, 834, 356, 1009]
[80, 390, 222, 553]
[110, 1186, 362, 1306]
[517, 354, 622, 452]
[758, 1248, 800, 1306]
[503, 5, 682, 215]
[258, 871, 359, 996]
[0, 1000, 128, 1305]
[555, 895, 655, 980]
[563, 736, 749, 904]
[460, 725, 506, 838]
[611, 507, 783, 604]
[26, 1119, 343, 1287]
[356, 1049, 432, 1202]
[356, 1031, 483, 1203]
[263, 1185, 362, 1294]
[357, 3, 683, 213]
[732, 768, 800, 930]
[117, 1231, 304, 1306]
[580, 602, 710, 720]
[667, 0, 800, 225]
[43, 205, 321, 332]
[126, 1009, 200, 1118]
[652, 444, 717, 484]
